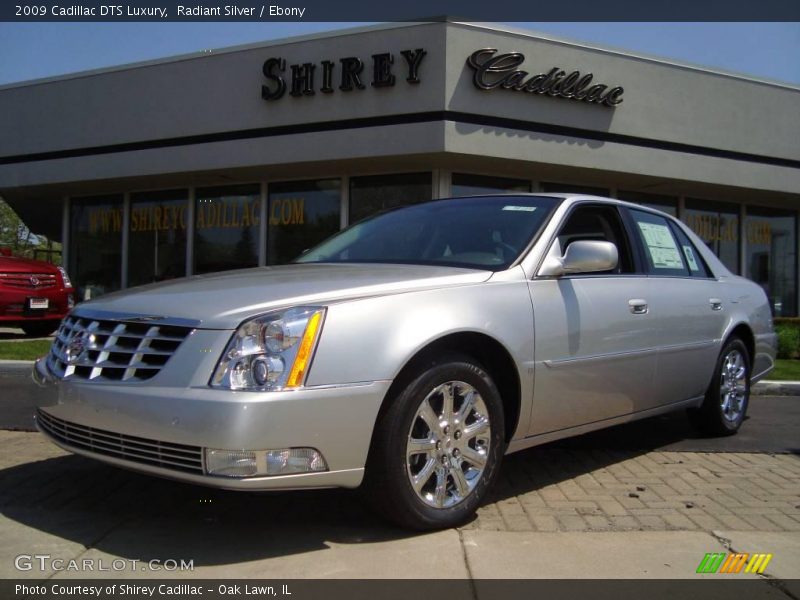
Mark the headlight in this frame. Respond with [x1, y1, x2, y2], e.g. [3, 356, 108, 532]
[211, 306, 326, 391]
[57, 266, 72, 288]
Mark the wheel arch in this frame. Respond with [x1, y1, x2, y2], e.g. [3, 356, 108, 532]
[374, 331, 522, 445]
[691, 320, 753, 437]
[725, 322, 755, 365]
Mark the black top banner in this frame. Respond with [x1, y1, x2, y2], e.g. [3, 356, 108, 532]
[2, 0, 800, 21]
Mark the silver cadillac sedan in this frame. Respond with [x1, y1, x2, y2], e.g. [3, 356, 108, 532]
[33, 194, 776, 529]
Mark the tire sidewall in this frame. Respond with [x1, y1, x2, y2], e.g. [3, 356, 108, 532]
[708, 338, 751, 434]
[381, 358, 505, 529]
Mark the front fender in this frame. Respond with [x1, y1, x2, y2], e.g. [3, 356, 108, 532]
[308, 280, 535, 386]
[306, 280, 536, 437]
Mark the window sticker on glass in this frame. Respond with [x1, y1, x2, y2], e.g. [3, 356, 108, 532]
[502, 206, 537, 212]
[683, 245, 700, 271]
[637, 222, 685, 269]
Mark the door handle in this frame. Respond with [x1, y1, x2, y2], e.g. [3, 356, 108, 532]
[628, 299, 648, 315]
[709, 298, 723, 311]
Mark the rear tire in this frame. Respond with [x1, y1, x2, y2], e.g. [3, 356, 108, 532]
[364, 354, 505, 530]
[20, 321, 58, 338]
[688, 337, 750, 436]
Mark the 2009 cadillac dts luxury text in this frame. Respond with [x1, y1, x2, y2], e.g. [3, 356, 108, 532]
[33, 194, 777, 529]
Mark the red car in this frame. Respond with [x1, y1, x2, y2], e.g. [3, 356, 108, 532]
[0, 249, 74, 337]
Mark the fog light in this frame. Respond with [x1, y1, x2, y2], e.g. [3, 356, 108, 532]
[266, 448, 327, 475]
[204, 447, 328, 478]
[205, 449, 258, 478]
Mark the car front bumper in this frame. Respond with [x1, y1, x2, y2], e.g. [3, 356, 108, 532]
[32, 357, 391, 490]
[0, 283, 72, 317]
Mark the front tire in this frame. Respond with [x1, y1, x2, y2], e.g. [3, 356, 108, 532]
[365, 355, 505, 530]
[689, 337, 750, 436]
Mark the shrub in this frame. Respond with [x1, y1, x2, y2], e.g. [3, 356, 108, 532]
[776, 324, 800, 359]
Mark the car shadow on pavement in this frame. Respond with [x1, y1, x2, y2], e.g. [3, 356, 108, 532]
[0, 453, 411, 567]
[0, 411, 722, 568]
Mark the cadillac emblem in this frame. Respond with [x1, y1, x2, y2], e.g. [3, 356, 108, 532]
[65, 331, 89, 365]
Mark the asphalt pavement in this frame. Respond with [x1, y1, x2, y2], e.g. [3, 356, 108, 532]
[0, 362, 43, 431]
[551, 395, 800, 454]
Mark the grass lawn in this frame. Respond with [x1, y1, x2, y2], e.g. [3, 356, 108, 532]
[0, 340, 52, 361]
[769, 359, 800, 381]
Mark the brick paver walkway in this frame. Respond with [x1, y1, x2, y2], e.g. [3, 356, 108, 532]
[1, 430, 799, 534]
[473, 447, 800, 532]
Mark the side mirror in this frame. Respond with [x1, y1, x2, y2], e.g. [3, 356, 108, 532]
[539, 240, 619, 277]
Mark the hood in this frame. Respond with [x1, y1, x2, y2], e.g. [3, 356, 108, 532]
[75, 263, 491, 329]
[0, 256, 60, 273]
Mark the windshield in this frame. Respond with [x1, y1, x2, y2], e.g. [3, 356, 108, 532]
[295, 195, 560, 271]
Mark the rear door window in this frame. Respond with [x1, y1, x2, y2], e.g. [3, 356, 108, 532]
[670, 222, 713, 278]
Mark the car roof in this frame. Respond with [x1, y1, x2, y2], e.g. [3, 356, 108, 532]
[449, 192, 677, 221]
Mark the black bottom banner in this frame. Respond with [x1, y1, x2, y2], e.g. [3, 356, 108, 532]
[3, 579, 799, 600]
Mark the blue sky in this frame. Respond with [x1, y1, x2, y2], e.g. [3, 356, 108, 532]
[0, 22, 798, 86]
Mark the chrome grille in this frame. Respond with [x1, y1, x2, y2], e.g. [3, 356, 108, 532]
[47, 314, 193, 382]
[37, 409, 204, 474]
[0, 272, 57, 289]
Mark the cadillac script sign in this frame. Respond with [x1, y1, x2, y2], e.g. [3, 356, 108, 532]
[467, 49, 625, 107]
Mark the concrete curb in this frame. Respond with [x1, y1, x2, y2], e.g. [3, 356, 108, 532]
[0, 360, 35, 366]
[753, 380, 800, 396]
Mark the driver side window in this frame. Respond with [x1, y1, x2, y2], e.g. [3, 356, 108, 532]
[556, 205, 635, 274]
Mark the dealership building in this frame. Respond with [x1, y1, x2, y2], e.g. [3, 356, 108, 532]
[1, 22, 798, 313]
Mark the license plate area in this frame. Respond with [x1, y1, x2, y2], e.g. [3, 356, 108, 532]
[26, 298, 49, 311]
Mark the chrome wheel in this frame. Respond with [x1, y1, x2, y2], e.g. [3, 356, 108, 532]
[719, 349, 747, 423]
[406, 380, 492, 508]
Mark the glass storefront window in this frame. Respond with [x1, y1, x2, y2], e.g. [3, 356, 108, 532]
[268, 179, 341, 264]
[540, 182, 609, 196]
[682, 199, 740, 274]
[194, 184, 260, 275]
[746, 206, 797, 317]
[617, 190, 677, 217]
[128, 190, 188, 287]
[451, 173, 531, 196]
[349, 173, 432, 223]
[69, 195, 123, 301]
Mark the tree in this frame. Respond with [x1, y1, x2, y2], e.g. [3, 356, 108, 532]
[0, 197, 30, 251]
[0, 196, 61, 264]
